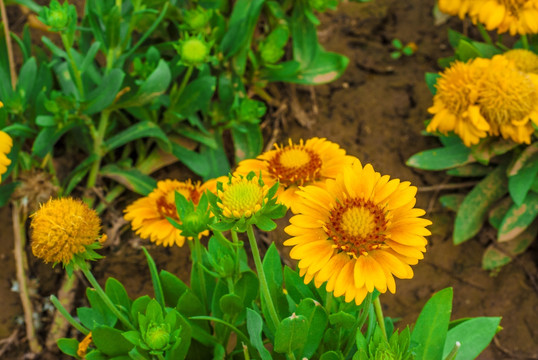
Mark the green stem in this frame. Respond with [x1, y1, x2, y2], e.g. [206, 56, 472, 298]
[193, 236, 208, 310]
[521, 34, 529, 50]
[50, 295, 90, 335]
[171, 66, 193, 106]
[0, 0, 16, 89]
[61, 34, 85, 99]
[230, 230, 241, 281]
[444, 341, 461, 360]
[85, 110, 111, 206]
[80, 264, 135, 330]
[246, 224, 280, 329]
[242, 343, 250, 360]
[477, 23, 493, 46]
[156, 353, 166, 360]
[343, 292, 373, 358]
[373, 296, 387, 340]
[95, 184, 125, 214]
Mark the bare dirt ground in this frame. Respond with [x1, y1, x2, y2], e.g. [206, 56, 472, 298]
[1, 1, 537, 359]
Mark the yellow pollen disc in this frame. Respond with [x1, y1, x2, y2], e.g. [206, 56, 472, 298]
[221, 181, 264, 218]
[267, 144, 322, 187]
[326, 198, 388, 257]
[436, 61, 479, 116]
[279, 148, 311, 168]
[341, 207, 375, 237]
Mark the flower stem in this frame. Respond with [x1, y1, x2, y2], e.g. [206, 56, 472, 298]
[12, 202, 42, 353]
[343, 292, 373, 358]
[193, 236, 208, 311]
[171, 66, 193, 106]
[60, 34, 85, 99]
[0, 0, 16, 89]
[79, 263, 136, 330]
[85, 109, 111, 206]
[246, 224, 280, 329]
[50, 294, 89, 335]
[373, 296, 387, 340]
[521, 34, 529, 50]
[477, 23, 493, 45]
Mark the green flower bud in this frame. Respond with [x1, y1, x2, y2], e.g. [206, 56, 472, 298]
[39, 0, 75, 32]
[181, 38, 210, 66]
[184, 8, 212, 31]
[145, 323, 170, 351]
[48, 9, 69, 29]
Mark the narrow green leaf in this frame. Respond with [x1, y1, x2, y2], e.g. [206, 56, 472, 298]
[291, 3, 318, 69]
[220, 0, 265, 58]
[439, 194, 465, 212]
[104, 121, 171, 152]
[488, 197, 512, 230]
[99, 165, 157, 195]
[32, 123, 77, 158]
[407, 143, 475, 171]
[425, 72, 440, 95]
[442, 317, 501, 360]
[507, 142, 538, 206]
[498, 191, 538, 242]
[453, 163, 508, 244]
[455, 39, 482, 61]
[0, 182, 19, 207]
[160, 270, 189, 308]
[284, 266, 316, 304]
[172, 76, 216, 119]
[410, 288, 453, 360]
[84, 68, 125, 115]
[446, 163, 494, 177]
[471, 137, 518, 165]
[142, 247, 165, 308]
[246, 308, 272, 360]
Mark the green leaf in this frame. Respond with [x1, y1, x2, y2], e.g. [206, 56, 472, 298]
[0, 182, 19, 207]
[488, 197, 512, 230]
[172, 76, 216, 119]
[498, 191, 538, 242]
[84, 68, 125, 115]
[120, 59, 171, 107]
[507, 142, 538, 206]
[220, 0, 265, 58]
[262, 243, 287, 319]
[296, 298, 328, 358]
[246, 308, 272, 360]
[320, 351, 343, 360]
[104, 120, 171, 152]
[455, 39, 481, 61]
[410, 287, 453, 360]
[446, 163, 494, 177]
[442, 317, 501, 360]
[261, 60, 301, 82]
[32, 123, 77, 158]
[453, 163, 508, 244]
[289, 49, 349, 85]
[85, 288, 117, 327]
[284, 266, 316, 304]
[16, 57, 37, 104]
[64, 154, 98, 195]
[291, 3, 318, 69]
[130, 295, 151, 328]
[407, 143, 475, 171]
[329, 311, 356, 329]
[142, 247, 165, 308]
[471, 137, 519, 165]
[105, 278, 131, 313]
[57, 338, 80, 357]
[231, 123, 263, 162]
[274, 314, 309, 354]
[425, 72, 440, 95]
[92, 325, 134, 356]
[99, 165, 157, 195]
[219, 294, 243, 315]
[482, 220, 538, 270]
[160, 270, 189, 308]
[167, 313, 192, 360]
[439, 194, 465, 212]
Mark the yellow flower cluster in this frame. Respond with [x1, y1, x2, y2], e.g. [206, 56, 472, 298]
[0, 130, 13, 183]
[428, 50, 538, 146]
[439, 0, 538, 35]
[121, 138, 432, 305]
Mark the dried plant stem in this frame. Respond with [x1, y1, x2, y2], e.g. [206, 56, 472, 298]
[418, 181, 479, 192]
[12, 202, 42, 353]
[0, 0, 16, 89]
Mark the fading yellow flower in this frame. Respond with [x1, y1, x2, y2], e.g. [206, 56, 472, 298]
[124, 179, 205, 247]
[236, 138, 355, 212]
[504, 49, 538, 74]
[427, 60, 490, 146]
[478, 55, 538, 144]
[216, 174, 268, 219]
[0, 130, 13, 183]
[469, 0, 538, 35]
[284, 161, 431, 305]
[77, 332, 92, 358]
[30, 198, 102, 265]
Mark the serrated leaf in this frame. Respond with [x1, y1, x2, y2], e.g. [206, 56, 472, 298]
[498, 191, 538, 242]
[453, 164, 508, 244]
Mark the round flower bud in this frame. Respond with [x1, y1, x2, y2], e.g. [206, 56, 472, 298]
[48, 9, 69, 30]
[145, 323, 170, 351]
[179, 38, 210, 66]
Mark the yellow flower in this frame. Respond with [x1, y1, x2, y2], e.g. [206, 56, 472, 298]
[124, 179, 205, 247]
[478, 55, 538, 144]
[284, 161, 431, 305]
[427, 60, 490, 146]
[503, 49, 538, 74]
[236, 138, 355, 212]
[0, 130, 13, 183]
[217, 174, 268, 219]
[30, 198, 102, 265]
[77, 332, 92, 358]
[469, 0, 538, 35]
[438, 0, 472, 19]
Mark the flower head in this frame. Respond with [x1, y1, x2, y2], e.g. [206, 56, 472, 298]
[124, 179, 205, 247]
[284, 161, 431, 305]
[503, 49, 538, 74]
[236, 138, 355, 212]
[30, 198, 103, 266]
[438, 0, 473, 19]
[427, 60, 490, 146]
[0, 130, 13, 183]
[175, 35, 211, 67]
[208, 172, 286, 232]
[469, 0, 538, 35]
[478, 55, 538, 144]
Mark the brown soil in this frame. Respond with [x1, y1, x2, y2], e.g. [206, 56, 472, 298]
[1, 1, 538, 359]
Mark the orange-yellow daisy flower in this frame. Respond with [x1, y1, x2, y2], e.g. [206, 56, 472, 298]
[503, 49, 538, 74]
[124, 179, 206, 247]
[284, 161, 431, 305]
[438, 0, 473, 19]
[477, 55, 538, 144]
[427, 60, 490, 146]
[0, 130, 13, 183]
[236, 138, 356, 212]
[30, 198, 103, 265]
[469, 0, 538, 35]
